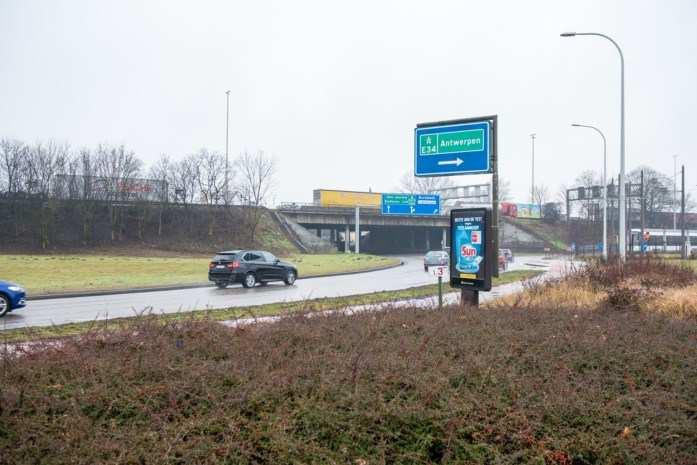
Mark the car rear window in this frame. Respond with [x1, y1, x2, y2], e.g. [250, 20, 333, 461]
[213, 254, 237, 261]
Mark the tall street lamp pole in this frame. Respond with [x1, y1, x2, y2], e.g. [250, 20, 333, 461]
[673, 154, 678, 230]
[225, 90, 231, 202]
[561, 31, 626, 260]
[530, 133, 536, 205]
[572, 123, 607, 260]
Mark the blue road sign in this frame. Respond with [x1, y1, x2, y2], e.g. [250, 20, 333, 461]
[381, 193, 440, 216]
[414, 120, 491, 176]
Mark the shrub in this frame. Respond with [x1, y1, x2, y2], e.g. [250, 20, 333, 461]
[2, 300, 697, 464]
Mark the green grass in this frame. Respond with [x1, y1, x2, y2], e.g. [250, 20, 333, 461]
[0, 270, 543, 343]
[0, 253, 400, 295]
[511, 218, 569, 250]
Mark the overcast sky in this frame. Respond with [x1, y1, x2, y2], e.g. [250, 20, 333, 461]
[1, 0, 695, 205]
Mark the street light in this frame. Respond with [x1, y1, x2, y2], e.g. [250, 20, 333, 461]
[530, 133, 536, 205]
[561, 31, 627, 260]
[225, 90, 231, 203]
[572, 123, 607, 260]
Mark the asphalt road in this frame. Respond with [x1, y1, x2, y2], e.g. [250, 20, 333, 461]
[1, 254, 553, 330]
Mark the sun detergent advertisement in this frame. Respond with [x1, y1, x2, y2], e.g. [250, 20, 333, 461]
[450, 208, 492, 291]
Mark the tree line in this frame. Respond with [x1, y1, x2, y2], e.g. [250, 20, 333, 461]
[0, 139, 278, 250]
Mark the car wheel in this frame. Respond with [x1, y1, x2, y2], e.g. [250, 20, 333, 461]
[424, 265, 428, 272]
[242, 273, 256, 288]
[0, 295, 9, 317]
[284, 270, 296, 286]
[215, 282, 227, 289]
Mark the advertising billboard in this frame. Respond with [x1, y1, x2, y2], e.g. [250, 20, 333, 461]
[516, 203, 541, 219]
[449, 208, 492, 291]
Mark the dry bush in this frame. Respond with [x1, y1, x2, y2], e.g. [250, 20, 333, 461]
[2, 303, 697, 464]
[580, 256, 697, 290]
[489, 278, 602, 312]
[652, 283, 697, 320]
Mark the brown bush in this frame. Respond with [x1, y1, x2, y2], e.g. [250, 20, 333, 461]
[2, 300, 697, 464]
[580, 256, 697, 290]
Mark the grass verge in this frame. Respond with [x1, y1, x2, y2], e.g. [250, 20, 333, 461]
[0, 270, 543, 343]
[0, 253, 400, 295]
[2, 260, 695, 464]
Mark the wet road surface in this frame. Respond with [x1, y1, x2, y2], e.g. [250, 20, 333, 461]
[1, 254, 555, 330]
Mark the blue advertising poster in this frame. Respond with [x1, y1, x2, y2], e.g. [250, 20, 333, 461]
[450, 208, 492, 291]
[381, 193, 440, 216]
[453, 214, 485, 275]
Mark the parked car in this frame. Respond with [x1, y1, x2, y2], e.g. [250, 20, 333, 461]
[208, 250, 298, 289]
[501, 248, 514, 263]
[498, 250, 508, 271]
[424, 250, 449, 271]
[0, 280, 26, 317]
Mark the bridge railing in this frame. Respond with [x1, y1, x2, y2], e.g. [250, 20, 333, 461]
[277, 202, 381, 214]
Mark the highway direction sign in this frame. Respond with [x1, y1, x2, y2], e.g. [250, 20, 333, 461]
[381, 193, 440, 216]
[414, 120, 491, 176]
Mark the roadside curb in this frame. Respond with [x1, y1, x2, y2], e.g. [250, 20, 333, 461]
[28, 260, 405, 301]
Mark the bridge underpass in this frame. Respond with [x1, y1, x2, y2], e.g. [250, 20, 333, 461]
[277, 206, 449, 254]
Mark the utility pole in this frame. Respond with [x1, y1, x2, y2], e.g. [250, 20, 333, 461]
[681, 165, 686, 258]
[355, 206, 360, 254]
[673, 154, 678, 230]
[530, 133, 536, 204]
[225, 90, 231, 202]
[640, 170, 645, 252]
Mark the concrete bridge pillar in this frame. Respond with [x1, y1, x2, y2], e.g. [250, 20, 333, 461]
[344, 223, 350, 253]
[442, 228, 447, 250]
[425, 229, 431, 251]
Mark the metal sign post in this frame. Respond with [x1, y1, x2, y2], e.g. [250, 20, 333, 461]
[415, 116, 498, 306]
[430, 265, 448, 309]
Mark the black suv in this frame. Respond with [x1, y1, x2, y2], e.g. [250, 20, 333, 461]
[208, 250, 298, 289]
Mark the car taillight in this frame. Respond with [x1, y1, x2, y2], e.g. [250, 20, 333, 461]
[209, 262, 215, 269]
[227, 260, 240, 269]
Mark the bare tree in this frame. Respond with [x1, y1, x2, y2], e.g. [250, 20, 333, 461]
[557, 184, 570, 217]
[532, 184, 549, 213]
[195, 149, 226, 205]
[171, 154, 200, 205]
[25, 141, 69, 196]
[235, 150, 277, 244]
[574, 170, 600, 221]
[0, 139, 27, 195]
[398, 170, 453, 194]
[148, 154, 174, 236]
[93, 144, 142, 240]
[628, 166, 673, 227]
[498, 178, 512, 202]
[149, 154, 173, 203]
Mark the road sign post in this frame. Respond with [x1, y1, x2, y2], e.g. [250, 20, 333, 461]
[430, 265, 448, 309]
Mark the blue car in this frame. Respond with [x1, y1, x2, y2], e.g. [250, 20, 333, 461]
[0, 280, 26, 317]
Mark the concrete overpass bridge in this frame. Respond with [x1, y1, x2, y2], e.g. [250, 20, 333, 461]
[276, 204, 449, 254]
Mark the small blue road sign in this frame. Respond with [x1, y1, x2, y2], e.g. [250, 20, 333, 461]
[381, 193, 440, 216]
[414, 120, 491, 176]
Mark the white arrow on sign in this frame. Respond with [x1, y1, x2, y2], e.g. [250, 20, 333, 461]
[437, 158, 463, 166]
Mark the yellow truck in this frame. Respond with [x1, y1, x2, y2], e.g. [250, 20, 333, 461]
[313, 189, 381, 208]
